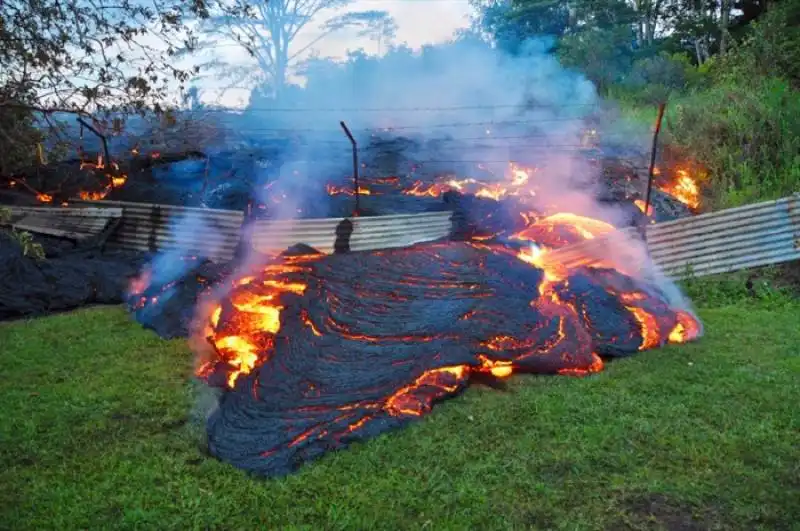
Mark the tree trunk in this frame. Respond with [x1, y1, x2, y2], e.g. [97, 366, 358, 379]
[274, 51, 288, 101]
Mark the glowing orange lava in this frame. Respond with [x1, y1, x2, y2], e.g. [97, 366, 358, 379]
[326, 184, 373, 195]
[634, 199, 653, 216]
[202, 262, 309, 387]
[385, 365, 468, 416]
[401, 163, 537, 201]
[512, 212, 615, 249]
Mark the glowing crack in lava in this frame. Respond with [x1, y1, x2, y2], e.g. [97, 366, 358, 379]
[186, 222, 700, 477]
[401, 164, 537, 202]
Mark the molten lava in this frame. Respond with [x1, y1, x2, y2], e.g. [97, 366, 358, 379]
[326, 184, 374, 196]
[163, 221, 702, 477]
[401, 164, 537, 202]
[123, 154, 705, 479]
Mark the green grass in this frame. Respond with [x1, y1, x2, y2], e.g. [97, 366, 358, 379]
[1, 302, 798, 530]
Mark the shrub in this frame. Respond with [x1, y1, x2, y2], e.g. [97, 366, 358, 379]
[666, 77, 800, 207]
[11, 229, 46, 260]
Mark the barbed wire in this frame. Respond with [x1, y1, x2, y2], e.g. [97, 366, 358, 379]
[194, 102, 602, 113]
[216, 119, 595, 134]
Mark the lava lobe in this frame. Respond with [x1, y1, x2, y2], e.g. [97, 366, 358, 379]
[186, 242, 699, 477]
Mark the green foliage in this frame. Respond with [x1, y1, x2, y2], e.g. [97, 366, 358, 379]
[712, 0, 800, 87]
[605, 51, 709, 104]
[666, 77, 800, 207]
[0, 206, 11, 225]
[487, 0, 799, 209]
[557, 26, 635, 92]
[0, 0, 250, 174]
[10, 229, 46, 260]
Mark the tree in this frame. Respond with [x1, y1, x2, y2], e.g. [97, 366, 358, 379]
[193, 0, 396, 100]
[0, 0, 239, 174]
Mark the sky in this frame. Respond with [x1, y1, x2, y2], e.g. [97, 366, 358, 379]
[196, 0, 475, 107]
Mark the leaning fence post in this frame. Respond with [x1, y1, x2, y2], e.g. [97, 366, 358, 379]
[339, 121, 360, 216]
[643, 102, 667, 226]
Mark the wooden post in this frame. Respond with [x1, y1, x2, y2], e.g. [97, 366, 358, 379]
[644, 102, 667, 223]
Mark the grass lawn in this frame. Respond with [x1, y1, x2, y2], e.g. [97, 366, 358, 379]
[1, 300, 798, 530]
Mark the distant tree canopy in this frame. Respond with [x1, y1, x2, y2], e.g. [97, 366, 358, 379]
[469, 0, 794, 95]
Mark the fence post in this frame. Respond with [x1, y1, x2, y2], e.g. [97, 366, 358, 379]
[339, 121, 360, 216]
[644, 102, 667, 224]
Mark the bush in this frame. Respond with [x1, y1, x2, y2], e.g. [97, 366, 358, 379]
[666, 77, 800, 207]
[680, 267, 798, 309]
[2, 210, 46, 260]
[0, 102, 45, 175]
[10, 229, 46, 260]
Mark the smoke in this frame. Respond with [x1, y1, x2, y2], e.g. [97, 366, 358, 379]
[131, 33, 698, 410]
[129, 210, 232, 331]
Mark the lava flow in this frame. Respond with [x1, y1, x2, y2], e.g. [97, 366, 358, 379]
[126, 160, 703, 479]
[157, 210, 701, 478]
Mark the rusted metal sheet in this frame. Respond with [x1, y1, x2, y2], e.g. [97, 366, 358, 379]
[71, 200, 243, 261]
[3, 205, 123, 242]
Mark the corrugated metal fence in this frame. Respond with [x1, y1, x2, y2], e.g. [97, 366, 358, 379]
[546, 193, 800, 279]
[68, 200, 453, 260]
[73, 200, 244, 261]
[6, 193, 799, 277]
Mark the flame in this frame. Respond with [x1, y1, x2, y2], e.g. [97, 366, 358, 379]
[79, 188, 111, 201]
[402, 180, 449, 197]
[668, 311, 702, 343]
[658, 168, 700, 209]
[76, 153, 127, 200]
[36, 193, 53, 203]
[634, 199, 653, 216]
